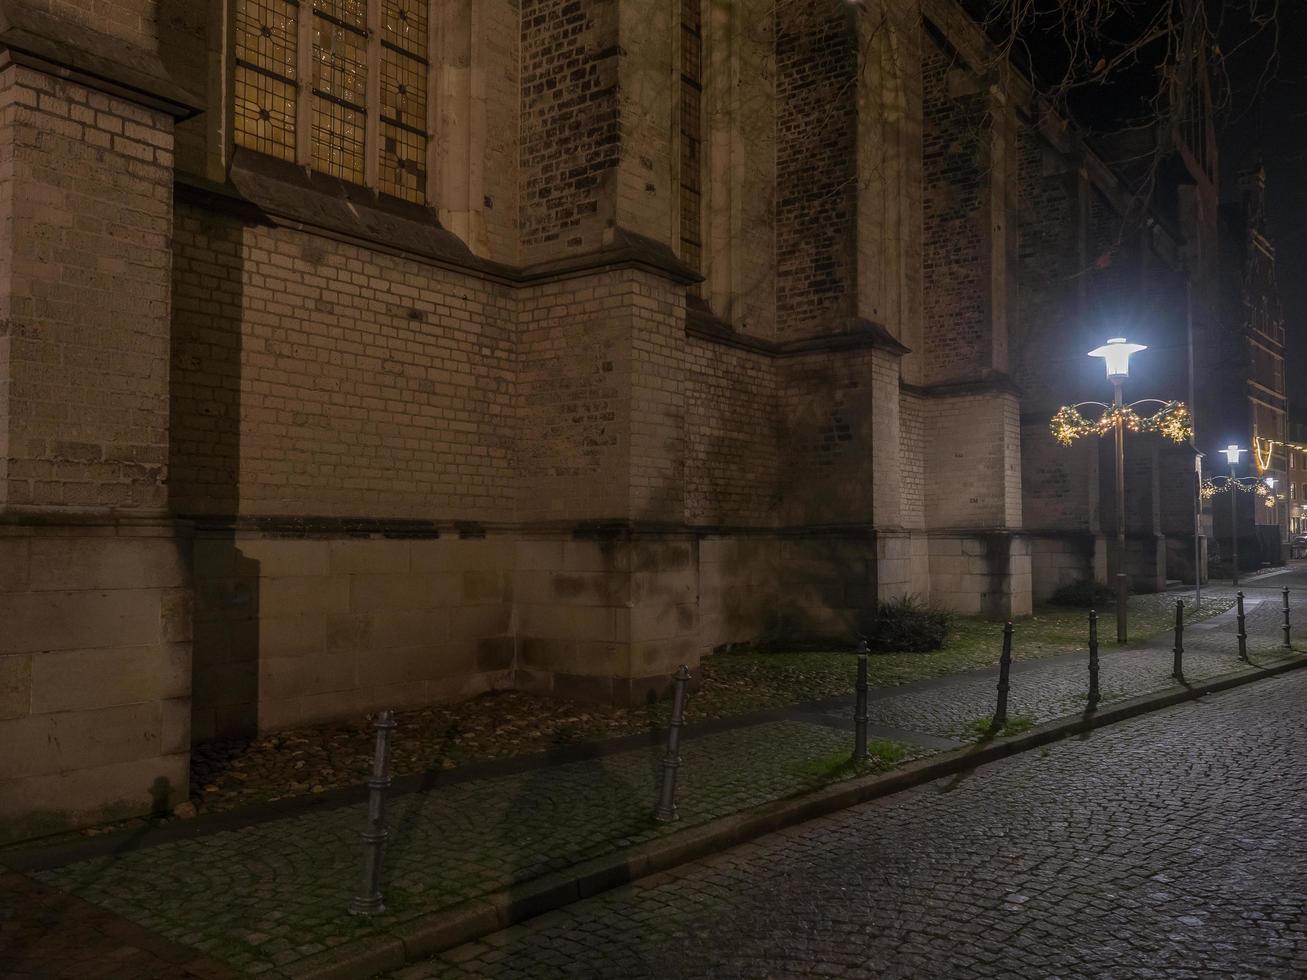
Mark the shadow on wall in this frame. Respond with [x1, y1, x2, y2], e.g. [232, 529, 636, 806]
[168, 201, 265, 743]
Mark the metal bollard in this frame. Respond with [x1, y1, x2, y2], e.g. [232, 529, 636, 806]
[654, 665, 691, 822]
[853, 637, 869, 763]
[1172, 599, 1184, 681]
[1284, 587, 1292, 649]
[349, 709, 396, 916]
[1236, 591, 1249, 662]
[992, 622, 1014, 731]
[1087, 609, 1100, 710]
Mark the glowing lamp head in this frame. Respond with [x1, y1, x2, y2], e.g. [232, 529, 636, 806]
[1222, 445, 1246, 467]
[1266, 476, 1277, 490]
[1088, 337, 1147, 381]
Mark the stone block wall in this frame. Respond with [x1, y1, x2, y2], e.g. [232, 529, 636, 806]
[1027, 533, 1094, 602]
[191, 531, 513, 740]
[926, 532, 1031, 617]
[0, 522, 191, 841]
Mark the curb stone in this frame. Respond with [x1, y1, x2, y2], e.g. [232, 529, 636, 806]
[286, 651, 1307, 980]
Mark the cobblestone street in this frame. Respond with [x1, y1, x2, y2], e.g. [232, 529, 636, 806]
[396, 667, 1307, 979]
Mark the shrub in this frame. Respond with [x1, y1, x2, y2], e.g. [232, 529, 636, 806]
[861, 596, 950, 653]
[1049, 579, 1115, 608]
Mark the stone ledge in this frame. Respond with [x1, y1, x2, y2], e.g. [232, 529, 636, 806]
[0, 0, 202, 118]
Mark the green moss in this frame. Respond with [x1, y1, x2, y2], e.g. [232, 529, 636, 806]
[958, 714, 1037, 741]
[795, 740, 909, 787]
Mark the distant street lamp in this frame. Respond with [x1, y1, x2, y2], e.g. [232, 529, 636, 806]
[1198, 444, 1271, 587]
[1051, 338, 1193, 643]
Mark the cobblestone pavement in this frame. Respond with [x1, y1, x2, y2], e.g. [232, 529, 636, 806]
[850, 588, 1300, 739]
[0, 870, 238, 979]
[30, 721, 879, 976]
[394, 668, 1307, 980]
[6, 588, 1301, 979]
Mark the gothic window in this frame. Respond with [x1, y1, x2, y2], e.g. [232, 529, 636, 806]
[679, 0, 703, 274]
[234, 0, 431, 205]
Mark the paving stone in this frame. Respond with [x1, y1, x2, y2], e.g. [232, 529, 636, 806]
[398, 668, 1307, 977]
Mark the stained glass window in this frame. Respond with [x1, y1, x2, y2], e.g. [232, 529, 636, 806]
[233, 0, 430, 204]
[234, 0, 299, 161]
[312, 5, 368, 183]
[379, 0, 430, 203]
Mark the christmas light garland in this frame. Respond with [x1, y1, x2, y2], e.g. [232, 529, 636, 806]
[1050, 401, 1193, 448]
[1199, 477, 1272, 501]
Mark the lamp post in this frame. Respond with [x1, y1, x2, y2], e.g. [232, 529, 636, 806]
[1089, 338, 1147, 643]
[1223, 444, 1247, 586]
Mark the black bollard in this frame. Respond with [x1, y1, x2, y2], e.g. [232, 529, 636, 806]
[1236, 591, 1248, 662]
[349, 709, 396, 915]
[654, 665, 691, 822]
[992, 622, 1014, 731]
[1172, 599, 1184, 681]
[853, 637, 869, 763]
[1284, 587, 1292, 649]
[1087, 609, 1100, 710]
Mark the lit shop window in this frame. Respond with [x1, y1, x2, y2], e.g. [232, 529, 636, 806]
[234, 0, 431, 204]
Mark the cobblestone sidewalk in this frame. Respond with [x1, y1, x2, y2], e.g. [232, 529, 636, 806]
[3, 587, 1301, 980]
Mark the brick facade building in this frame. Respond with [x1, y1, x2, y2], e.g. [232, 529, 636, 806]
[0, 0, 1217, 835]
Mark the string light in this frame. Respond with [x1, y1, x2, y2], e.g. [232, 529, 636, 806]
[1253, 436, 1274, 473]
[1200, 476, 1271, 501]
[1050, 401, 1192, 448]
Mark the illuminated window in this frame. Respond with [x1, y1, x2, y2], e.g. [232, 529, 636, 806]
[233, 0, 431, 205]
[679, 0, 703, 274]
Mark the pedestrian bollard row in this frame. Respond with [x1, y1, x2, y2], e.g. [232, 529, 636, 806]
[1284, 587, 1292, 649]
[1172, 599, 1185, 681]
[992, 621, 1014, 730]
[852, 637, 870, 763]
[1087, 609, 1100, 710]
[349, 708, 396, 916]
[1236, 591, 1249, 662]
[654, 665, 691, 822]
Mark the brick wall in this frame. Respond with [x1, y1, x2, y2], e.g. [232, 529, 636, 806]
[34, 0, 157, 48]
[899, 392, 927, 530]
[1012, 121, 1080, 409]
[520, 0, 618, 262]
[0, 66, 173, 511]
[169, 203, 517, 521]
[774, 0, 856, 338]
[516, 272, 632, 522]
[921, 31, 987, 384]
[777, 351, 877, 526]
[923, 393, 1020, 529]
[684, 339, 778, 526]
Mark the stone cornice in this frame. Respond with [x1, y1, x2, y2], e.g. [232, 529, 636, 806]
[0, 0, 202, 118]
[901, 374, 1024, 400]
[685, 307, 911, 359]
[178, 158, 701, 290]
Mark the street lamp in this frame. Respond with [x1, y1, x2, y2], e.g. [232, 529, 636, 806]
[1089, 338, 1145, 643]
[1050, 340, 1192, 643]
[1224, 445, 1247, 586]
